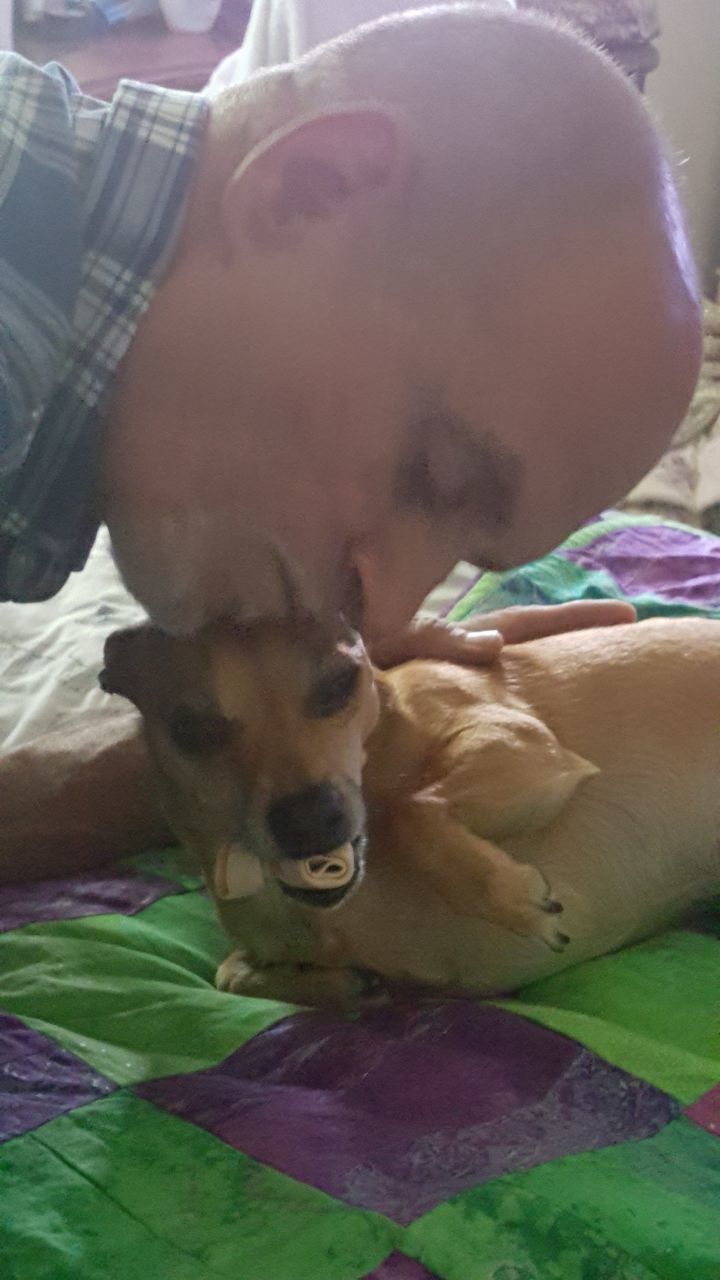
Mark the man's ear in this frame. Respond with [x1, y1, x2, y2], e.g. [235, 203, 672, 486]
[221, 108, 403, 252]
[99, 624, 168, 708]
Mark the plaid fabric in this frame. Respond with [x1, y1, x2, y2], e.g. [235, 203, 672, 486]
[0, 53, 208, 603]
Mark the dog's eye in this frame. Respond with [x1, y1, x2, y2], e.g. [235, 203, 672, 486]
[167, 705, 232, 757]
[307, 663, 361, 719]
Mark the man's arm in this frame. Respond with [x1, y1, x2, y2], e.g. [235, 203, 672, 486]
[0, 709, 170, 882]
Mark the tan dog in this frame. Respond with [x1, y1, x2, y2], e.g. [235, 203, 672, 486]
[101, 616, 720, 1007]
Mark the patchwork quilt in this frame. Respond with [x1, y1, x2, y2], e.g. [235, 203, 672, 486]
[1, 513, 719, 1280]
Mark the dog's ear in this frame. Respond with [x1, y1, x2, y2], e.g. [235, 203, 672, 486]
[99, 624, 167, 707]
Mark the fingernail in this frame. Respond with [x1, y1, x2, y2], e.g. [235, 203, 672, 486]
[463, 629, 503, 643]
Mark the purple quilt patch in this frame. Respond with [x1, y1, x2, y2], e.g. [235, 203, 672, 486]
[0, 872, 180, 934]
[137, 1002, 677, 1223]
[564, 524, 720, 607]
[364, 1253, 440, 1279]
[0, 1013, 115, 1142]
[686, 1085, 720, 1137]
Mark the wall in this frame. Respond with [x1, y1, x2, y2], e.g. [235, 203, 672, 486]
[648, 0, 720, 292]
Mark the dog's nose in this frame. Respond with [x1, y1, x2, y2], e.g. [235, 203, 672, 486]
[267, 784, 352, 858]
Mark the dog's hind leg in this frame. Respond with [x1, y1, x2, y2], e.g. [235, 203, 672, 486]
[384, 795, 569, 951]
[436, 706, 597, 842]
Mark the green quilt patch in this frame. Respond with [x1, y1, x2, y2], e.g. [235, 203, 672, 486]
[0, 1094, 396, 1280]
[0, 892, 295, 1084]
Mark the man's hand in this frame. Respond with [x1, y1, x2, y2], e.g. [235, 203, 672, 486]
[368, 600, 636, 667]
[0, 710, 169, 883]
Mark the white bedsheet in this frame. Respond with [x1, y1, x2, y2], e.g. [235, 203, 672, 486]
[0, 531, 143, 751]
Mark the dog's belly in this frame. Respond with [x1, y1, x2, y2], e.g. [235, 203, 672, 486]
[332, 882, 573, 993]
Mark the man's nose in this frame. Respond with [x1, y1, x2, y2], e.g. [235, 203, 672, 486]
[352, 539, 458, 643]
[267, 784, 352, 858]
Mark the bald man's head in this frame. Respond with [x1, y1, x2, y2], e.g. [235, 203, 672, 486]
[104, 4, 701, 637]
[211, 6, 689, 280]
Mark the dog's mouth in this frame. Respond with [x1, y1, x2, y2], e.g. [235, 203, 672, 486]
[274, 832, 366, 910]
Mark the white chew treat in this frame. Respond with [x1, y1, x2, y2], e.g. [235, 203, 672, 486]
[274, 843, 356, 890]
[215, 844, 266, 900]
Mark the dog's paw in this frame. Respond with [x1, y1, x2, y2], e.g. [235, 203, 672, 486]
[215, 951, 387, 1009]
[215, 950, 256, 994]
[307, 967, 390, 1011]
[489, 864, 570, 952]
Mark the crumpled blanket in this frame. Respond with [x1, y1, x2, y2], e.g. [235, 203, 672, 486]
[516, 0, 659, 44]
[206, 0, 516, 95]
[206, 0, 658, 96]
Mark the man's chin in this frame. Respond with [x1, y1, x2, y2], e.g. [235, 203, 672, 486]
[107, 528, 205, 633]
[106, 516, 294, 634]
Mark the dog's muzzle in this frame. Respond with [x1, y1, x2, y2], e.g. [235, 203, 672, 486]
[267, 782, 354, 859]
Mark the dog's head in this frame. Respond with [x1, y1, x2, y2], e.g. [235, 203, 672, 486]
[100, 616, 379, 908]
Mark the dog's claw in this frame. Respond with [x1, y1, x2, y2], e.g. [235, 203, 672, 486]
[534, 876, 571, 949]
[543, 898, 564, 915]
[480, 863, 570, 951]
[509, 866, 570, 950]
[548, 929, 571, 953]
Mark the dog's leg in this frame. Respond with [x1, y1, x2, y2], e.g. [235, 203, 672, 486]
[387, 796, 569, 950]
[436, 707, 597, 841]
[215, 949, 384, 1009]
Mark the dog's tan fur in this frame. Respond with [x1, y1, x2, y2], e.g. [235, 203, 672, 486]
[102, 616, 720, 1007]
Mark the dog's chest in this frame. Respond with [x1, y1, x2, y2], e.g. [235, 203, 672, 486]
[217, 887, 345, 967]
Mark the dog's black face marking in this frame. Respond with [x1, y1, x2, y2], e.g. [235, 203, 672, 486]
[167, 704, 233, 758]
[306, 661, 361, 719]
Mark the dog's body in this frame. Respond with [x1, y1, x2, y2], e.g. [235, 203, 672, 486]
[102, 617, 720, 1007]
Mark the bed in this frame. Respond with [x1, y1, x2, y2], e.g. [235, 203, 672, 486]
[1, 510, 718, 1280]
